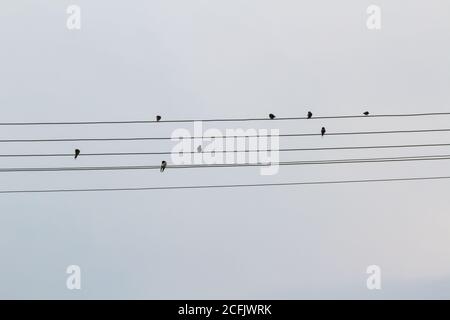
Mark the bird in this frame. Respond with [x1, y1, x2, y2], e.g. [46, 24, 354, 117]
[160, 161, 167, 173]
[363, 111, 370, 116]
[156, 115, 162, 122]
[74, 149, 80, 159]
[197, 145, 202, 153]
[307, 111, 313, 119]
[269, 113, 276, 120]
[321, 127, 326, 137]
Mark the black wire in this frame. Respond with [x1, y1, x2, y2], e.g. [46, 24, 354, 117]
[2, 128, 450, 143]
[2, 142, 450, 158]
[1, 112, 450, 126]
[1, 175, 450, 194]
[2, 154, 450, 172]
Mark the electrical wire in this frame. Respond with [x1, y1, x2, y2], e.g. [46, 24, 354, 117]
[2, 128, 450, 143]
[1, 111, 450, 126]
[1, 142, 450, 158]
[2, 154, 450, 172]
[1, 175, 450, 194]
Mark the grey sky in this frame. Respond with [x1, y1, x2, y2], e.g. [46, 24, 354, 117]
[0, 0, 450, 299]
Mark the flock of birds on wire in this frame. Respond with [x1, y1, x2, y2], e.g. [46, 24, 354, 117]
[71, 110, 372, 173]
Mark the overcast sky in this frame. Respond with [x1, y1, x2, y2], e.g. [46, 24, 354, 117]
[1, 0, 450, 299]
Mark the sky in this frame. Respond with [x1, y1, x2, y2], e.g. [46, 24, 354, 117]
[0, 0, 450, 299]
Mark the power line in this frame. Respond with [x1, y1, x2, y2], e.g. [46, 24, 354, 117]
[1, 175, 450, 194]
[1, 111, 450, 126]
[3, 128, 450, 143]
[2, 142, 450, 158]
[2, 154, 450, 172]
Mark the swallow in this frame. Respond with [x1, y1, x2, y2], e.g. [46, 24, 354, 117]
[363, 111, 370, 116]
[307, 111, 313, 119]
[269, 114, 276, 120]
[74, 149, 80, 159]
[160, 161, 167, 172]
[156, 115, 162, 122]
[321, 127, 326, 137]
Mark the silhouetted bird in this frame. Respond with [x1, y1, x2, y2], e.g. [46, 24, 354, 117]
[307, 111, 313, 119]
[160, 161, 167, 172]
[74, 149, 80, 159]
[363, 111, 370, 116]
[197, 145, 202, 153]
[156, 115, 162, 122]
[269, 114, 276, 120]
[321, 127, 326, 137]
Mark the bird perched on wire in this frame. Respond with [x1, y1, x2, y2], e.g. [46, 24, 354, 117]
[307, 111, 313, 119]
[269, 113, 276, 120]
[197, 145, 202, 153]
[156, 115, 162, 122]
[160, 161, 167, 172]
[363, 111, 370, 116]
[74, 149, 81, 159]
[321, 127, 326, 137]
